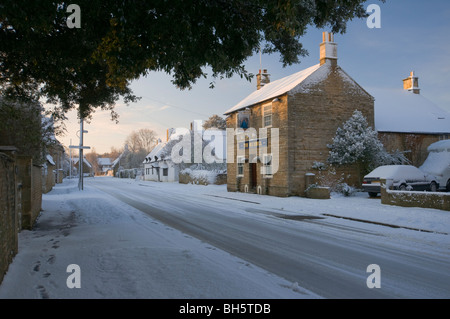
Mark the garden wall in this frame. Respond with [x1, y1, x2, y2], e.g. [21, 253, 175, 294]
[381, 179, 450, 211]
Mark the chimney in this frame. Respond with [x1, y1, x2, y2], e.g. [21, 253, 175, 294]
[320, 32, 337, 66]
[403, 71, 420, 94]
[166, 128, 175, 141]
[256, 69, 270, 90]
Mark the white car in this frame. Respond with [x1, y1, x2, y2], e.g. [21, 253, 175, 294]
[362, 165, 439, 198]
[419, 140, 450, 192]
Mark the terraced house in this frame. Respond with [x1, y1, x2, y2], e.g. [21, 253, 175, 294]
[224, 32, 374, 197]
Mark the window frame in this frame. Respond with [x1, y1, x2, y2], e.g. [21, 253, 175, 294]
[262, 153, 273, 178]
[262, 103, 272, 128]
[237, 156, 245, 177]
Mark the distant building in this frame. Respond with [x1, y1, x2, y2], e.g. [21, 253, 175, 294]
[224, 32, 374, 197]
[97, 157, 113, 175]
[72, 157, 93, 176]
[371, 72, 450, 166]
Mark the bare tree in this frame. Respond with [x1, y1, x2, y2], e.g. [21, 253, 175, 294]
[125, 129, 157, 153]
[85, 147, 100, 175]
[137, 128, 157, 153]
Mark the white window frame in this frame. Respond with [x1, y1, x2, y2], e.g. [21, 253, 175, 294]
[262, 103, 272, 128]
[237, 156, 245, 177]
[262, 153, 273, 178]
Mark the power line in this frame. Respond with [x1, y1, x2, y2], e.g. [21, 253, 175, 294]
[140, 95, 210, 118]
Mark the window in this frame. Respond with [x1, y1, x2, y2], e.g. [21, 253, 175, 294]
[237, 156, 245, 176]
[262, 103, 272, 127]
[439, 134, 449, 141]
[163, 168, 168, 176]
[262, 154, 273, 177]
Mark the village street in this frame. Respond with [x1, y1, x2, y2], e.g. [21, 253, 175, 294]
[2, 176, 447, 299]
[90, 178, 450, 299]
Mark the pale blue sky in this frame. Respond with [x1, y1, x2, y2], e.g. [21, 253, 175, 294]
[60, 0, 450, 154]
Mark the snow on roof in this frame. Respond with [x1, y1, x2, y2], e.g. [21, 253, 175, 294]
[72, 157, 92, 168]
[143, 142, 168, 163]
[224, 64, 322, 114]
[365, 165, 426, 180]
[97, 157, 112, 166]
[370, 88, 450, 134]
[427, 139, 450, 152]
[46, 154, 55, 166]
[419, 150, 450, 176]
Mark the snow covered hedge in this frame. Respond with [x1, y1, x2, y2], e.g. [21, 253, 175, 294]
[179, 167, 226, 186]
[117, 168, 140, 179]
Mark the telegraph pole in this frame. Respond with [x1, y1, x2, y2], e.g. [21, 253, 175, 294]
[70, 117, 90, 190]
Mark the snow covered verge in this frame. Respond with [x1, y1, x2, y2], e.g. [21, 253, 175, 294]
[0, 178, 317, 299]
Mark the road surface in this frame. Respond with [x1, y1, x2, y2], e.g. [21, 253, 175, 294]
[90, 177, 450, 299]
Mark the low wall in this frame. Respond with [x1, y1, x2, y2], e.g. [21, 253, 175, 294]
[381, 179, 450, 211]
[0, 150, 18, 285]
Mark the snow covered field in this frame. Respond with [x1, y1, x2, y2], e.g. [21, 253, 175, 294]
[0, 176, 448, 299]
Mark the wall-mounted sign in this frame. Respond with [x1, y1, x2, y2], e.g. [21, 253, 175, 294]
[238, 110, 250, 129]
[238, 138, 268, 150]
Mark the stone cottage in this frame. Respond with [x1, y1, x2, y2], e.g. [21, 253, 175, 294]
[224, 32, 374, 197]
[371, 72, 450, 167]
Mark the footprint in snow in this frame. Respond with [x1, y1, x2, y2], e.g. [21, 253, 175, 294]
[36, 285, 49, 299]
[33, 261, 41, 272]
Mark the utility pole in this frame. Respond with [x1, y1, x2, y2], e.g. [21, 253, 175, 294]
[69, 138, 72, 179]
[70, 117, 90, 190]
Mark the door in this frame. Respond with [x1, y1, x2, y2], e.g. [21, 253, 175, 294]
[250, 163, 257, 189]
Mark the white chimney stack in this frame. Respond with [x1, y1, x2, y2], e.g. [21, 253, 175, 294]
[403, 71, 420, 94]
[320, 32, 337, 66]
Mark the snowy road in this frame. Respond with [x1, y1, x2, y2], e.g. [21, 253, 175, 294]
[90, 177, 450, 299]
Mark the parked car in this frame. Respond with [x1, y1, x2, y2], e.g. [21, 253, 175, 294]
[419, 140, 450, 192]
[362, 165, 439, 197]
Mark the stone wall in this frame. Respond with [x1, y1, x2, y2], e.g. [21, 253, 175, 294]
[287, 65, 374, 195]
[381, 179, 450, 211]
[378, 132, 439, 167]
[0, 150, 19, 285]
[42, 164, 55, 194]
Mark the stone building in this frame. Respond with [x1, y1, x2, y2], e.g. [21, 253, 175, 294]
[72, 156, 93, 176]
[371, 72, 450, 167]
[224, 32, 374, 197]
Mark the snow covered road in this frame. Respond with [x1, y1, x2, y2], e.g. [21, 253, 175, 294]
[0, 177, 449, 299]
[91, 177, 450, 299]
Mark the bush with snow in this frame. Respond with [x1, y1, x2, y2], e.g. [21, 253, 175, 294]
[180, 165, 226, 185]
[327, 110, 409, 175]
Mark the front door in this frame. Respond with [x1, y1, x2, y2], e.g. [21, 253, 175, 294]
[250, 163, 257, 189]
